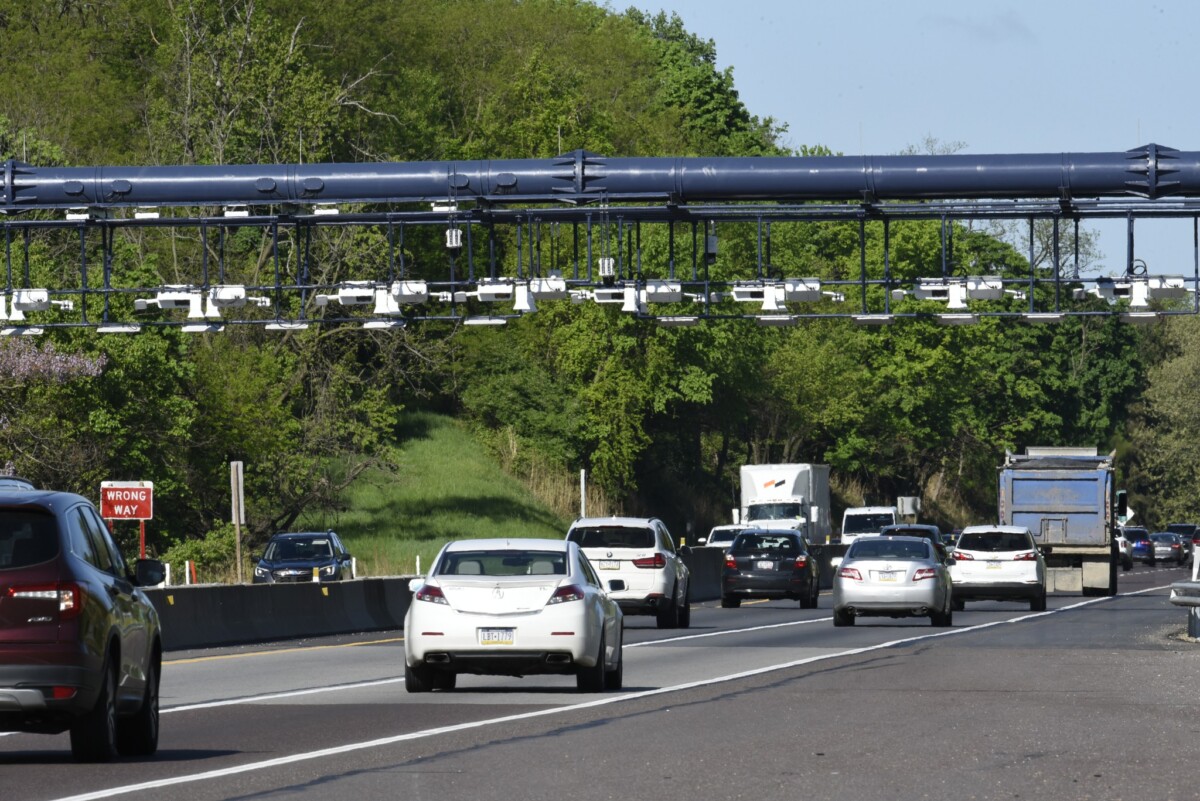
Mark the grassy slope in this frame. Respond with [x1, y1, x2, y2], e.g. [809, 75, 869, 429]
[299, 412, 571, 576]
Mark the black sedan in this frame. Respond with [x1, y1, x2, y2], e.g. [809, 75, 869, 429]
[721, 530, 820, 609]
[252, 530, 355, 583]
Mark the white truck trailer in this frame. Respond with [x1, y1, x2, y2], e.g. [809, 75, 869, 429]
[738, 464, 832, 543]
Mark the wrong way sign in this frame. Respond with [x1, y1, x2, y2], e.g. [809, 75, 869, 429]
[100, 481, 154, 520]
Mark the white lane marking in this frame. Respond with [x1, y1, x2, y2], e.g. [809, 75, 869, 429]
[50, 583, 1178, 800]
[163, 678, 405, 713]
[625, 616, 832, 647]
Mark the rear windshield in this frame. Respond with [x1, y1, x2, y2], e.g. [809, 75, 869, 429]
[707, 530, 739, 544]
[567, 526, 655, 549]
[957, 531, 1034, 552]
[1151, 533, 1177, 543]
[882, 528, 938, 542]
[0, 510, 60, 569]
[1166, 524, 1196, 535]
[848, 539, 929, 560]
[731, 533, 803, 553]
[1122, 528, 1149, 542]
[746, 502, 805, 521]
[437, 550, 566, 577]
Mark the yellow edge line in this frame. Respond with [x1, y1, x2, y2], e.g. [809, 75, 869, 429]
[165, 636, 406, 665]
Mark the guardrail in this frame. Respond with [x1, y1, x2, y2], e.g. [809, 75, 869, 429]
[1167, 558, 1200, 637]
[146, 547, 730, 652]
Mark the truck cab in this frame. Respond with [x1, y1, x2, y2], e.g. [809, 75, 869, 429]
[840, 506, 898, 545]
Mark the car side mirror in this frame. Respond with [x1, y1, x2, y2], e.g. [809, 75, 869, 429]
[697, 538, 708, 545]
[608, 579, 626, 592]
[945, 557, 956, 566]
[408, 578, 425, 593]
[135, 558, 166, 587]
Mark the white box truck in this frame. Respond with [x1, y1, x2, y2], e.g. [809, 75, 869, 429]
[739, 464, 832, 543]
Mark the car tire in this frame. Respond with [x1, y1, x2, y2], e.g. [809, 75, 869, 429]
[833, 608, 854, 627]
[70, 655, 118, 763]
[677, 588, 691, 629]
[931, 607, 952, 627]
[1030, 590, 1047, 612]
[799, 577, 817, 609]
[116, 658, 160, 757]
[405, 661, 435, 693]
[720, 595, 741, 609]
[604, 627, 624, 691]
[951, 597, 965, 612]
[433, 671, 457, 691]
[577, 636, 606, 693]
[656, 593, 678, 629]
[1121, 556, 1132, 572]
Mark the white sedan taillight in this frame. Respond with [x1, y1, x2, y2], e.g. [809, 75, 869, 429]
[912, 568, 936, 582]
[547, 585, 585, 604]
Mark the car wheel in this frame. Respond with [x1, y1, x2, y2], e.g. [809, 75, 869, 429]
[833, 608, 854, 627]
[656, 594, 678, 629]
[70, 655, 118, 763]
[1030, 590, 1047, 612]
[677, 588, 691, 629]
[799, 578, 817, 609]
[433, 671, 457, 691]
[116, 658, 160, 757]
[604, 626, 623, 691]
[405, 661, 435, 693]
[577, 635, 606, 693]
[1122, 556, 1132, 572]
[720, 595, 741, 609]
[951, 597, 965, 612]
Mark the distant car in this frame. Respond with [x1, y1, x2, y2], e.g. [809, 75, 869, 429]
[1113, 529, 1134, 571]
[1165, 523, 1197, 558]
[701, 524, 747, 551]
[879, 523, 948, 562]
[1123, 527, 1154, 565]
[0, 489, 165, 762]
[566, 516, 691, 629]
[1150, 532, 1185, 566]
[252, 530, 354, 583]
[949, 525, 1047, 611]
[832, 535, 953, 627]
[721, 529, 820, 609]
[403, 539, 623, 693]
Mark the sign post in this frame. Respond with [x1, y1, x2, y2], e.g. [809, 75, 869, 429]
[231, 461, 245, 584]
[100, 481, 154, 558]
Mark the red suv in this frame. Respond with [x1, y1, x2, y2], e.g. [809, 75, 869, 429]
[0, 487, 165, 761]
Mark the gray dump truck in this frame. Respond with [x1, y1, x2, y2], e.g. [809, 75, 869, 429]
[998, 447, 1119, 596]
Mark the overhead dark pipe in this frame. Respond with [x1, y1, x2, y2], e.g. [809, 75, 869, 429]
[3, 144, 1198, 211]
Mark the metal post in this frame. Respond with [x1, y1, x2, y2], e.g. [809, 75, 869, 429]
[580, 469, 587, 518]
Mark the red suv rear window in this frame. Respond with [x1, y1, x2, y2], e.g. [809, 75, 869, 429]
[0, 511, 61, 569]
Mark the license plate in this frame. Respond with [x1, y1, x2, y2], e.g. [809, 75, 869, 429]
[598, 560, 620, 570]
[987, 560, 1002, 569]
[756, 560, 776, 570]
[876, 571, 899, 582]
[478, 628, 514, 646]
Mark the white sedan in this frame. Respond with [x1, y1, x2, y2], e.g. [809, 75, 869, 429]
[404, 539, 624, 693]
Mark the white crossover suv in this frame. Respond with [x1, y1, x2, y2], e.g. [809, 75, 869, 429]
[566, 516, 691, 629]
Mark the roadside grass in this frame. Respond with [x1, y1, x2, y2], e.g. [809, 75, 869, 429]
[296, 412, 571, 577]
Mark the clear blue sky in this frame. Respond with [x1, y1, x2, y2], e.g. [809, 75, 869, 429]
[631, 0, 1200, 277]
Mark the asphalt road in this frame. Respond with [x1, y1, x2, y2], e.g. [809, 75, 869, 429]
[2, 562, 1197, 801]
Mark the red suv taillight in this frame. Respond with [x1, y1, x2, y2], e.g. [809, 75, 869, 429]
[953, 551, 975, 560]
[414, 584, 448, 605]
[633, 554, 667, 569]
[1014, 551, 1038, 561]
[794, 555, 809, 569]
[724, 554, 737, 570]
[6, 583, 83, 620]
[547, 584, 585, 605]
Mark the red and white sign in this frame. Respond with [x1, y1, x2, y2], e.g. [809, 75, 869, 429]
[100, 481, 154, 520]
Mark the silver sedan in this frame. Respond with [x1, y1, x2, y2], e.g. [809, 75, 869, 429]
[832, 535, 954, 627]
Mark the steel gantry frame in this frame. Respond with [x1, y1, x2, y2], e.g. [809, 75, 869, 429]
[1, 143, 1199, 332]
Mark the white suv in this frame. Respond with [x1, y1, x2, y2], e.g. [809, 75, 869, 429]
[949, 525, 1047, 611]
[566, 517, 691, 629]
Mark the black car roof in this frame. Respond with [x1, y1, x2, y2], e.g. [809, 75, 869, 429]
[0, 489, 91, 510]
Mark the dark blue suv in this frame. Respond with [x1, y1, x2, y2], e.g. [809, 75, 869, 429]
[253, 530, 355, 583]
